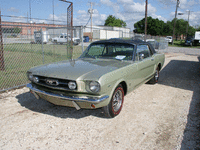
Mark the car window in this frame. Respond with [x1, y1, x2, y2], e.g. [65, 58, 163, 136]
[87, 44, 105, 56]
[80, 43, 134, 60]
[136, 44, 151, 61]
[60, 36, 63, 38]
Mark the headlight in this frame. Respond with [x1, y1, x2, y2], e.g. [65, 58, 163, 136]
[28, 73, 33, 81]
[33, 76, 39, 83]
[89, 81, 100, 93]
[68, 81, 77, 90]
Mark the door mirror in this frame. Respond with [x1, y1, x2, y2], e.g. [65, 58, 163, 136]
[139, 53, 144, 60]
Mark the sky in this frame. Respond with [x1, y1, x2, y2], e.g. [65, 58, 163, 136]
[1, 0, 200, 30]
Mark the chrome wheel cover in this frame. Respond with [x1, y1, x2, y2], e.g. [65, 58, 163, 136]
[112, 90, 123, 112]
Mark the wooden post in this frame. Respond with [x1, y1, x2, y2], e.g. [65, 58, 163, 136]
[144, 0, 148, 42]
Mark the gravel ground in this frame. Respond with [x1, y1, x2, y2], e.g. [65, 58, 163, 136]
[0, 51, 200, 150]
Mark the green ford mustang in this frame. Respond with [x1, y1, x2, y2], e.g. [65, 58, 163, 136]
[27, 39, 165, 118]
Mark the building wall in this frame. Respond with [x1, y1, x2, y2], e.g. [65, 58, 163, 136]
[1, 21, 65, 35]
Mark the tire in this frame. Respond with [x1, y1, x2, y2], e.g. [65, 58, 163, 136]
[103, 84, 124, 118]
[53, 40, 57, 44]
[148, 66, 159, 84]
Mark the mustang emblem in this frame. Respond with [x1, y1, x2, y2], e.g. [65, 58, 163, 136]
[46, 79, 59, 86]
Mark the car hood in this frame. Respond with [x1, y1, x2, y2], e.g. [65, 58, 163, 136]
[28, 58, 131, 81]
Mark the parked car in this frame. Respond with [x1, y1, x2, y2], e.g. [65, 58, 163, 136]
[27, 39, 165, 118]
[52, 33, 80, 45]
[146, 39, 159, 49]
[185, 36, 194, 46]
[166, 36, 172, 44]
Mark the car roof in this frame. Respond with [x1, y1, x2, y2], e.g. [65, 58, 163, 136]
[91, 38, 156, 54]
[92, 38, 147, 45]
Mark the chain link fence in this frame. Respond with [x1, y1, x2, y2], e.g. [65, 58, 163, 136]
[0, 23, 86, 92]
[0, 23, 168, 92]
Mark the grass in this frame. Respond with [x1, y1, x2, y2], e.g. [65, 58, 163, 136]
[168, 40, 200, 48]
[0, 43, 86, 91]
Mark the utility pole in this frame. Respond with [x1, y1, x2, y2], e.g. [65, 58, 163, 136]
[89, 2, 93, 41]
[172, 0, 180, 45]
[186, 10, 190, 37]
[53, 0, 54, 26]
[144, 0, 148, 41]
[29, 0, 31, 22]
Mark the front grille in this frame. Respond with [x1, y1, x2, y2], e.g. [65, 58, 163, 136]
[33, 75, 77, 91]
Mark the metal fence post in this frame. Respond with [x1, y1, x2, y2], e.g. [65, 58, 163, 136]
[0, 10, 5, 71]
[81, 26, 84, 53]
[41, 27, 44, 64]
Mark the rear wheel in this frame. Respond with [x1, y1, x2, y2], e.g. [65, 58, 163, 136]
[103, 84, 124, 118]
[148, 66, 159, 84]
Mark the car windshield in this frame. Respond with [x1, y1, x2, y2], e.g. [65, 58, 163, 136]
[80, 43, 135, 60]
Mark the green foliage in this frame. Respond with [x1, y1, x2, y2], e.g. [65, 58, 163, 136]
[134, 17, 196, 36]
[134, 17, 167, 36]
[195, 26, 200, 31]
[104, 15, 127, 27]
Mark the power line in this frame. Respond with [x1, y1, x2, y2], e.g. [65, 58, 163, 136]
[85, 16, 91, 27]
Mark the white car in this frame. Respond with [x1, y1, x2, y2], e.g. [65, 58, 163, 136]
[52, 34, 80, 45]
[166, 36, 172, 44]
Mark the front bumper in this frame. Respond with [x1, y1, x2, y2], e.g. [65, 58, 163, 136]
[26, 83, 109, 109]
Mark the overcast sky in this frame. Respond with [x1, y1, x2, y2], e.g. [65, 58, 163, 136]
[1, 0, 200, 30]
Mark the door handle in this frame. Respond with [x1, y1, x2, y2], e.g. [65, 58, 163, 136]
[151, 58, 154, 61]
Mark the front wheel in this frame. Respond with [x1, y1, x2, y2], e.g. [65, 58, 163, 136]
[103, 84, 124, 118]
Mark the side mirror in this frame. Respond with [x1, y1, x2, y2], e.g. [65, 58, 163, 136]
[139, 53, 144, 60]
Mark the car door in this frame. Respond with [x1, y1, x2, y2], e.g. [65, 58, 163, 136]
[135, 44, 155, 83]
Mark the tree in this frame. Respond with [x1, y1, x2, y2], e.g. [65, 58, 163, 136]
[134, 16, 165, 36]
[195, 26, 200, 31]
[171, 18, 196, 37]
[134, 17, 195, 37]
[104, 15, 127, 28]
[134, 18, 145, 34]
[163, 21, 173, 36]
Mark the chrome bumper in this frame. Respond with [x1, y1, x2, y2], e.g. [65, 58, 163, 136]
[26, 83, 109, 103]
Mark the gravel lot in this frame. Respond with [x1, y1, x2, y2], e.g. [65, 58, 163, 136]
[0, 48, 200, 149]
